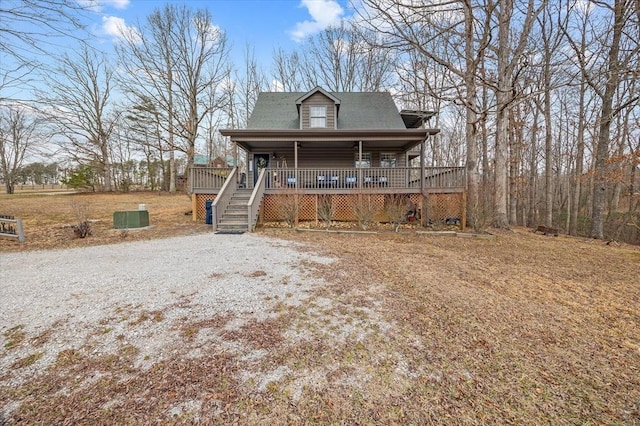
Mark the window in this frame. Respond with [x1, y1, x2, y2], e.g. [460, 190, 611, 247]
[380, 153, 397, 168]
[354, 152, 372, 168]
[309, 105, 327, 128]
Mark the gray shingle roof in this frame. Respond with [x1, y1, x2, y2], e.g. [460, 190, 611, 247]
[247, 91, 407, 130]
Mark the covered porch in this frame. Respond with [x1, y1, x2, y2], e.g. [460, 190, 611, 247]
[190, 166, 466, 194]
[189, 165, 466, 230]
[191, 128, 466, 231]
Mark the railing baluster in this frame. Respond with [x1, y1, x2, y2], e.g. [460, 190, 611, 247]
[192, 166, 467, 192]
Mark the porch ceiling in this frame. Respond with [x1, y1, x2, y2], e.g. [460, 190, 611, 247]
[219, 128, 439, 152]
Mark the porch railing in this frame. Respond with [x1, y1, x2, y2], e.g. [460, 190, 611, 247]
[248, 168, 267, 231]
[189, 166, 466, 192]
[263, 167, 465, 190]
[211, 167, 237, 230]
[422, 167, 466, 188]
[190, 167, 232, 193]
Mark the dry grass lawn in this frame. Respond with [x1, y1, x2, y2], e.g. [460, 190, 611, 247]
[0, 191, 207, 252]
[1, 192, 639, 424]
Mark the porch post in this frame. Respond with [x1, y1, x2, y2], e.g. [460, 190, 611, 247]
[420, 137, 426, 226]
[420, 138, 425, 192]
[358, 140, 362, 189]
[235, 141, 239, 185]
[294, 141, 299, 189]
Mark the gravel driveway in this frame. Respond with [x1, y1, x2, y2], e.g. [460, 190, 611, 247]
[0, 233, 332, 389]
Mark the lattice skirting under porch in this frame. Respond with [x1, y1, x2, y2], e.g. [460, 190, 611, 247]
[260, 192, 465, 227]
[193, 194, 217, 221]
[424, 193, 466, 226]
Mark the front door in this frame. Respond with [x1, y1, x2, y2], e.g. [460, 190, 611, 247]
[253, 153, 270, 185]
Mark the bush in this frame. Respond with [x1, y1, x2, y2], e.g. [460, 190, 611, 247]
[352, 193, 376, 230]
[317, 195, 334, 229]
[275, 189, 299, 228]
[385, 194, 408, 232]
[61, 166, 96, 191]
[70, 201, 92, 238]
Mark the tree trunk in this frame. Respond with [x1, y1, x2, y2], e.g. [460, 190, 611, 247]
[591, 0, 624, 239]
[464, 0, 479, 231]
[508, 106, 519, 225]
[543, 64, 553, 228]
[569, 79, 586, 235]
[527, 104, 540, 227]
[492, 0, 513, 229]
[169, 150, 176, 193]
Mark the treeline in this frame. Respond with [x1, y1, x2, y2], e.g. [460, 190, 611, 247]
[12, 159, 188, 192]
[0, 1, 638, 242]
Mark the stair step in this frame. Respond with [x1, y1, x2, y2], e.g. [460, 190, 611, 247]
[217, 224, 248, 232]
[222, 214, 248, 220]
[213, 187, 257, 233]
[218, 220, 248, 225]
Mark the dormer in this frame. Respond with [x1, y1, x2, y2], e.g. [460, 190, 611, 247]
[295, 86, 341, 129]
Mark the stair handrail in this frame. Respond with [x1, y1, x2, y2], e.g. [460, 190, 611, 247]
[211, 167, 237, 230]
[247, 168, 267, 232]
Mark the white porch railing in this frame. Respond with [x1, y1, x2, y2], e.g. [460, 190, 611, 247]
[211, 167, 237, 230]
[264, 166, 465, 190]
[248, 168, 267, 231]
[190, 166, 466, 193]
[190, 167, 232, 193]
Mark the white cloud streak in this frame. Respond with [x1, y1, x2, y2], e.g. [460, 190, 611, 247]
[78, 0, 130, 12]
[289, 0, 344, 42]
[102, 15, 140, 43]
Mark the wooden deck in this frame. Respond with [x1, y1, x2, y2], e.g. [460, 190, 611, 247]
[190, 166, 465, 194]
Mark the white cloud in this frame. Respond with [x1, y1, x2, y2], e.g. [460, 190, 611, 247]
[102, 15, 140, 43]
[289, 0, 344, 42]
[105, 0, 130, 9]
[271, 79, 285, 92]
[78, 0, 130, 12]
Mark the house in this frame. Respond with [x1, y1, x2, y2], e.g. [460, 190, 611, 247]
[190, 87, 466, 232]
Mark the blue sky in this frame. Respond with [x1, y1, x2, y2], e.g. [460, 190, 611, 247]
[91, 0, 352, 69]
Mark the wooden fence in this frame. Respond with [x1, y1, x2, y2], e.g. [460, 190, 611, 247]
[0, 215, 25, 243]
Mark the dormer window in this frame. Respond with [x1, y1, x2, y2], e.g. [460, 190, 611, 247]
[309, 105, 327, 128]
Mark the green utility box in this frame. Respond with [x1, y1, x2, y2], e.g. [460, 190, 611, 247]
[113, 210, 150, 229]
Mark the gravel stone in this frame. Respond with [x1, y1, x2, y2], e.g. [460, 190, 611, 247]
[0, 233, 333, 387]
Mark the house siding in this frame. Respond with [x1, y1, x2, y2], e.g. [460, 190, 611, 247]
[300, 92, 336, 129]
[270, 146, 407, 169]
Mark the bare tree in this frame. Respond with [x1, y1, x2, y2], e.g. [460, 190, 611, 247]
[0, 0, 89, 104]
[271, 48, 304, 91]
[562, 0, 640, 239]
[171, 7, 231, 183]
[0, 104, 39, 193]
[565, 0, 592, 236]
[492, 0, 546, 229]
[123, 96, 169, 190]
[0, 0, 85, 63]
[39, 45, 116, 191]
[235, 44, 268, 128]
[588, 0, 638, 239]
[355, 0, 494, 229]
[535, 3, 567, 228]
[117, 4, 231, 193]
[293, 21, 396, 92]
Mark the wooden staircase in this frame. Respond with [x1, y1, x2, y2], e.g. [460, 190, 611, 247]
[216, 188, 252, 233]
